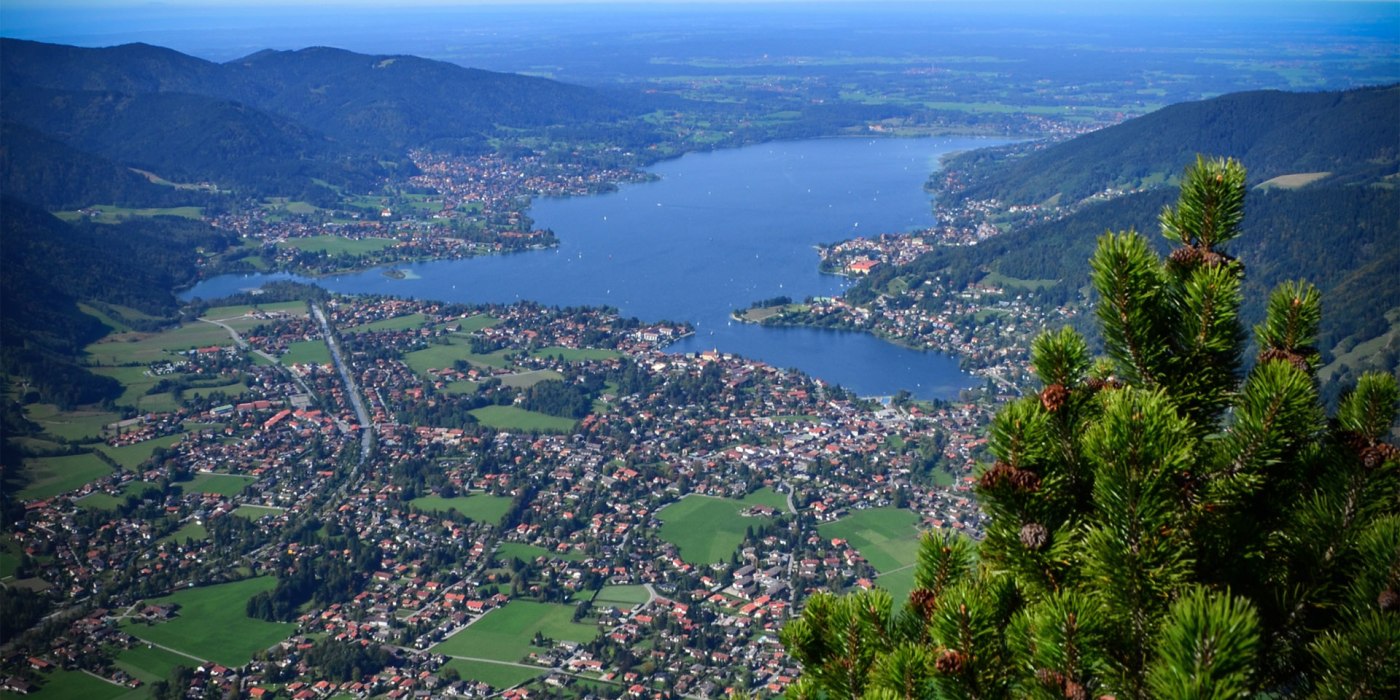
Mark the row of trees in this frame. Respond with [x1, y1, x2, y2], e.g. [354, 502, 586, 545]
[782, 157, 1398, 698]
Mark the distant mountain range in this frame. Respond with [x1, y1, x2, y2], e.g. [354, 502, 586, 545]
[856, 85, 1400, 398]
[0, 38, 640, 202]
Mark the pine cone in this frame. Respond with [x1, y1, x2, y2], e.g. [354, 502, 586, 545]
[1020, 522, 1049, 551]
[909, 587, 939, 620]
[1009, 468, 1042, 493]
[935, 649, 966, 674]
[1361, 443, 1399, 471]
[1379, 589, 1399, 612]
[1169, 245, 1204, 268]
[1035, 668, 1065, 687]
[1258, 347, 1310, 372]
[1064, 682, 1087, 700]
[979, 462, 1041, 494]
[1040, 383, 1069, 413]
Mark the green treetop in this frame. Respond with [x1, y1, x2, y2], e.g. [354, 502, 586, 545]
[781, 155, 1399, 699]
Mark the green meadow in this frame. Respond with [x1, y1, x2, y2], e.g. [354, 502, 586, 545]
[125, 577, 295, 667]
[469, 406, 577, 433]
[819, 506, 924, 602]
[411, 494, 513, 525]
[656, 492, 779, 565]
[19, 453, 112, 501]
[432, 601, 598, 663]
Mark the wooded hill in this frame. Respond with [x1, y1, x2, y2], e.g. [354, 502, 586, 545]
[0, 38, 643, 201]
[939, 85, 1398, 207]
[855, 85, 1400, 397]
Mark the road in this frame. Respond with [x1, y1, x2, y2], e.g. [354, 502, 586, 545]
[311, 302, 375, 472]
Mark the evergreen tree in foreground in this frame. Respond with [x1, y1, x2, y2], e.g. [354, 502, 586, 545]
[781, 156, 1399, 699]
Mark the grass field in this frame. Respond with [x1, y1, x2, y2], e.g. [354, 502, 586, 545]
[25, 404, 119, 441]
[469, 406, 577, 433]
[433, 601, 598, 664]
[27, 667, 129, 700]
[127, 577, 295, 667]
[453, 314, 500, 334]
[442, 380, 479, 395]
[181, 472, 255, 496]
[201, 300, 307, 321]
[75, 481, 160, 510]
[84, 324, 233, 365]
[439, 659, 541, 691]
[115, 643, 195, 685]
[280, 339, 331, 366]
[348, 313, 428, 333]
[160, 522, 210, 544]
[411, 494, 513, 525]
[819, 507, 923, 602]
[55, 204, 204, 224]
[657, 494, 775, 565]
[496, 542, 586, 564]
[529, 347, 622, 362]
[401, 340, 474, 377]
[19, 453, 112, 501]
[97, 434, 185, 471]
[498, 370, 564, 389]
[234, 505, 285, 520]
[593, 585, 650, 610]
[277, 235, 398, 256]
[1255, 171, 1331, 190]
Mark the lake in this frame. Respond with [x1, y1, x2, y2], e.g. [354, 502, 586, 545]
[183, 137, 1006, 399]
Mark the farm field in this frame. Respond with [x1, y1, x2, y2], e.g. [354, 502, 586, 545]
[411, 494, 513, 525]
[432, 601, 598, 664]
[24, 667, 129, 700]
[98, 434, 186, 471]
[84, 324, 232, 365]
[125, 577, 295, 667]
[469, 406, 576, 433]
[656, 493, 777, 565]
[24, 404, 119, 441]
[115, 643, 194, 685]
[401, 340, 476, 377]
[819, 506, 923, 602]
[182, 473, 256, 496]
[279, 339, 332, 366]
[19, 453, 112, 501]
[55, 204, 203, 224]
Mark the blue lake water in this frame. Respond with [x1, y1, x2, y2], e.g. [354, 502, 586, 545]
[183, 137, 1006, 399]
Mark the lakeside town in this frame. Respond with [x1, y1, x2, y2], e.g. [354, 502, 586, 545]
[4, 292, 997, 698]
[5, 143, 1079, 699]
